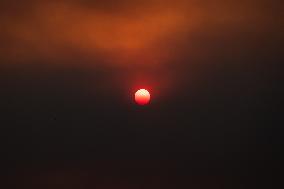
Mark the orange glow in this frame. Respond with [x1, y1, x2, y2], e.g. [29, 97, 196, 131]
[0, 1, 191, 64]
[135, 89, 151, 105]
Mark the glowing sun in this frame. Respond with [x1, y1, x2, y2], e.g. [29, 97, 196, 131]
[135, 89, 151, 105]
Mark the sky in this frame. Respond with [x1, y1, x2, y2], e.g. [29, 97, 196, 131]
[0, 0, 281, 188]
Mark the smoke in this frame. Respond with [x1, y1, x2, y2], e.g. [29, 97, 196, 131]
[1, 0, 276, 66]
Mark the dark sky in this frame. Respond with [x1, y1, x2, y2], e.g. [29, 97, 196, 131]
[0, 0, 281, 188]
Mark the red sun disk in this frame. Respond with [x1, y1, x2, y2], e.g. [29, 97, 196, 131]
[135, 89, 151, 105]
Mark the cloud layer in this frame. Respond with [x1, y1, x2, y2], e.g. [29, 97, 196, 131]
[1, 0, 276, 66]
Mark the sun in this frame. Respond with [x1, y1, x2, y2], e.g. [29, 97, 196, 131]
[135, 89, 151, 105]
